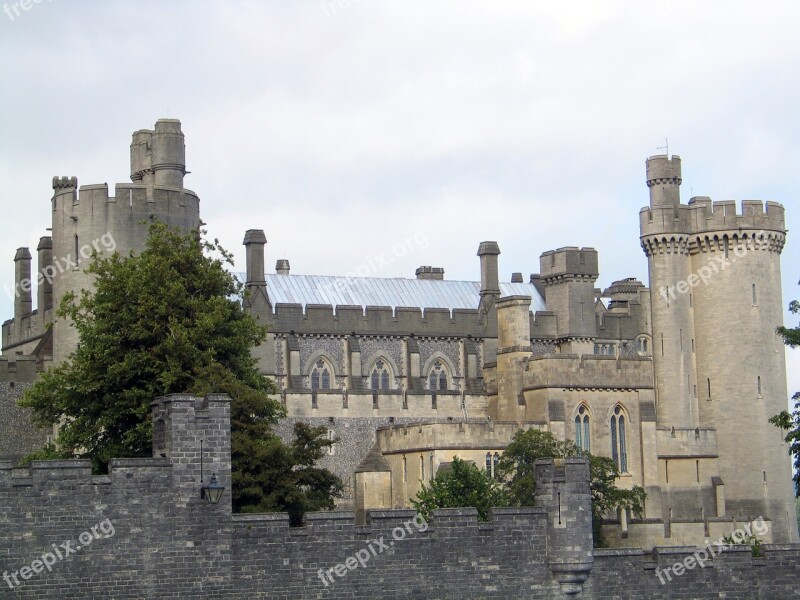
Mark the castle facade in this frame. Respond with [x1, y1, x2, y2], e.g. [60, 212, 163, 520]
[2, 120, 796, 547]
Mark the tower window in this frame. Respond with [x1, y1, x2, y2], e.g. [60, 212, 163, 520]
[420, 454, 425, 481]
[610, 406, 628, 472]
[757, 376, 762, 397]
[752, 284, 757, 306]
[707, 378, 711, 399]
[403, 455, 407, 483]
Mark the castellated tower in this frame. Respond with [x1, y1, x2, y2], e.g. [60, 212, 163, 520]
[51, 119, 201, 364]
[640, 155, 798, 542]
[539, 247, 599, 354]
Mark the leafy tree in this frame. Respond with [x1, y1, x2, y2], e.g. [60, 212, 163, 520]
[19, 223, 342, 518]
[496, 428, 646, 547]
[235, 421, 343, 526]
[770, 280, 800, 496]
[411, 457, 510, 521]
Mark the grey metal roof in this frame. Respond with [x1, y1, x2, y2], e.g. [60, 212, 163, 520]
[235, 273, 546, 312]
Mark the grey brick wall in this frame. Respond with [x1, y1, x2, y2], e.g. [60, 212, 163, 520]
[1, 394, 798, 599]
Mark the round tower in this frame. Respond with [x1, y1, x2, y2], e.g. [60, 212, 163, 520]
[640, 155, 698, 428]
[689, 201, 796, 541]
[51, 120, 200, 364]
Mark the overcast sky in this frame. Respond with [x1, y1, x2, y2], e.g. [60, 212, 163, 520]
[1, 1, 798, 404]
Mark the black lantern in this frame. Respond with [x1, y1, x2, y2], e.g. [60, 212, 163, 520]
[199, 439, 225, 505]
[201, 472, 225, 505]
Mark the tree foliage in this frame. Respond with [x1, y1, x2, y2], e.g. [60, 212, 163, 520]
[19, 223, 342, 518]
[770, 279, 800, 497]
[411, 457, 509, 521]
[496, 428, 646, 547]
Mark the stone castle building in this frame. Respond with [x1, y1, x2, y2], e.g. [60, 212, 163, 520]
[1, 120, 797, 548]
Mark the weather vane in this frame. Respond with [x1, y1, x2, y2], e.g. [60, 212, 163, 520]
[657, 137, 669, 157]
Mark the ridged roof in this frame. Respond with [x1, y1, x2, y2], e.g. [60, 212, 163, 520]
[354, 443, 391, 473]
[235, 273, 547, 313]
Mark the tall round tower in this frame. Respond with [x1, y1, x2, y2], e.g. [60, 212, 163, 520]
[689, 198, 796, 540]
[640, 155, 797, 542]
[51, 119, 201, 364]
[640, 155, 699, 428]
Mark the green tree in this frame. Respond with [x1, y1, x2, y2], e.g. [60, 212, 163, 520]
[235, 421, 343, 525]
[411, 457, 510, 521]
[769, 281, 800, 496]
[20, 223, 342, 519]
[495, 428, 646, 547]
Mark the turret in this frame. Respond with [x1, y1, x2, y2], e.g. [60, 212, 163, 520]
[539, 247, 598, 351]
[646, 154, 681, 207]
[130, 119, 186, 193]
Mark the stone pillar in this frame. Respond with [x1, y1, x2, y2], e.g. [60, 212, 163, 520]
[151, 394, 231, 513]
[36, 237, 53, 322]
[14, 248, 32, 321]
[494, 295, 532, 423]
[535, 457, 594, 595]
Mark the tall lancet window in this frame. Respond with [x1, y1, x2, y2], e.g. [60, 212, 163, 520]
[610, 406, 628, 472]
[575, 406, 590, 452]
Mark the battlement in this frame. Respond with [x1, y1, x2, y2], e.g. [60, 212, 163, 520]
[52, 181, 200, 217]
[640, 199, 786, 241]
[540, 246, 599, 280]
[268, 302, 489, 337]
[522, 353, 654, 391]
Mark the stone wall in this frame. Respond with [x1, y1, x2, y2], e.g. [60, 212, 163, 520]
[1, 394, 798, 599]
[0, 357, 48, 462]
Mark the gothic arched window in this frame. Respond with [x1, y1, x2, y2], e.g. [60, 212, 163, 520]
[575, 406, 591, 452]
[610, 405, 628, 473]
[428, 359, 449, 391]
[370, 359, 391, 390]
[311, 359, 332, 391]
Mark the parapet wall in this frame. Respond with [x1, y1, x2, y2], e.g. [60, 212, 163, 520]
[1, 393, 798, 599]
[267, 303, 494, 337]
[522, 354, 655, 391]
[640, 199, 786, 239]
[52, 180, 200, 229]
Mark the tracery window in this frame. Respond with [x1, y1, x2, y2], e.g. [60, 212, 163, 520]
[370, 359, 391, 390]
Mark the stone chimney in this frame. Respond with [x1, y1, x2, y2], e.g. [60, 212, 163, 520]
[415, 266, 444, 280]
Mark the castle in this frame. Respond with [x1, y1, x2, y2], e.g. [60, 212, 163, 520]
[1, 119, 797, 549]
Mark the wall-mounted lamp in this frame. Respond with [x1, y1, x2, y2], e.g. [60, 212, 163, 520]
[199, 440, 225, 505]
